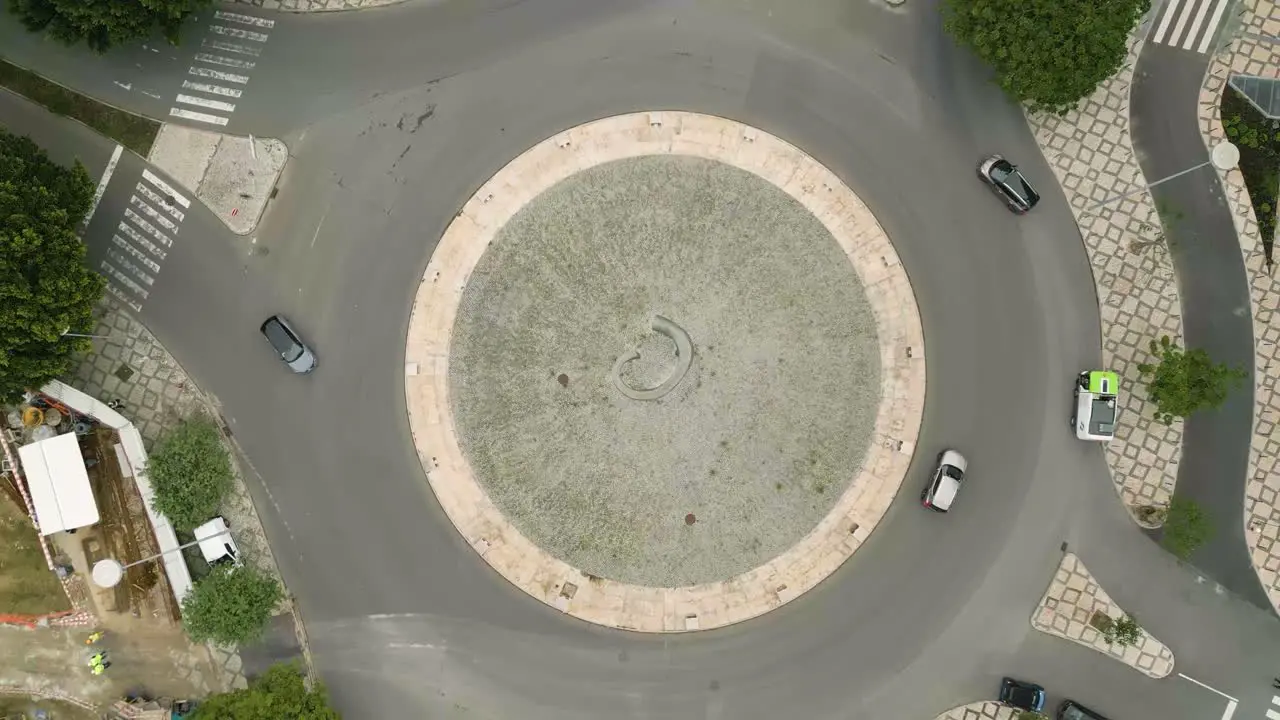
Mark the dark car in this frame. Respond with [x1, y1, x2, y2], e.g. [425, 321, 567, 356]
[259, 315, 317, 374]
[1058, 699, 1108, 720]
[999, 677, 1046, 712]
[978, 155, 1040, 214]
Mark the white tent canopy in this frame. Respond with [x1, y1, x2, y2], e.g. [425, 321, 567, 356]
[18, 433, 99, 535]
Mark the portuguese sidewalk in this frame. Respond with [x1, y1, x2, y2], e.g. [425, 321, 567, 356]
[1025, 31, 1184, 522]
[59, 296, 307, 686]
[232, 0, 406, 10]
[1198, 0, 1280, 613]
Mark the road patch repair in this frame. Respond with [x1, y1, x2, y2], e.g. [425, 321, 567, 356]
[147, 123, 287, 235]
[1031, 553, 1174, 678]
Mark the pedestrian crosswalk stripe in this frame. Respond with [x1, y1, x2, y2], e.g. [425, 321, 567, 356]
[141, 170, 190, 209]
[104, 283, 142, 312]
[181, 80, 242, 98]
[116, 224, 168, 260]
[111, 236, 162, 274]
[213, 10, 276, 28]
[202, 38, 262, 57]
[208, 25, 270, 43]
[134, 183, 185, 222]
[193, 53, 255, 70]
[168, 107, 229, 126]
[106, 248, 155, 286]
[100, 260, 149, 299]
[123, 208, 174, 248]
[1149, 0, 1230, 53]
[188, 66, 250, 84]
[128, 195, 181, 233]
[1267, 709, 1280, 720]
[176, 93, 236, 113]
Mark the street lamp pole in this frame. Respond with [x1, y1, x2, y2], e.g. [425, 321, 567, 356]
[1082, 141, 1241, 213]
[90, 527, 231, 588]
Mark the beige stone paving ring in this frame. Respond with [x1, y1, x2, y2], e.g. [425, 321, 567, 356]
[403, 111, 925, 632]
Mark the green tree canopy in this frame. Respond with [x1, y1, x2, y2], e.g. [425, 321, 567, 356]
[0, 129, 104, 402]
[146, 415, 234, 532]
[942, 0, 1150, 114]
[1162, 496, 1213, 560]
[181, 564, 283, 646]
[1137, 335, 1247, 424]
[8, 0, 211, 53]
[192, 662, 341, 720]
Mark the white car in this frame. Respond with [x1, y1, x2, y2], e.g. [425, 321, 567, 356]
[921, 450, 967, 513]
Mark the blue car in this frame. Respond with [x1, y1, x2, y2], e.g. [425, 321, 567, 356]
[999, 677, 1046, 712]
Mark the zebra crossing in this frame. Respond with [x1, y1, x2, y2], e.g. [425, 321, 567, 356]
[1148, 0, 1232, 54]
[100, 170, 191, 312]
[169, 10, 274, 127]
[1266, 694, 1280, 720]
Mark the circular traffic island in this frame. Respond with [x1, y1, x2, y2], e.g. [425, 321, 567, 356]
[405, 113, 925, 631]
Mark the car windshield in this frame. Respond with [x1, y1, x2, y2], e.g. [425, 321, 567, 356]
[943, 465, 963, 480]
[265, 321, 304, 362]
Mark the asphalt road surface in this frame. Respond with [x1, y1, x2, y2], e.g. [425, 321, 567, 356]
[2, 0, 1277, 718]
[1130, 26, 1267, 609]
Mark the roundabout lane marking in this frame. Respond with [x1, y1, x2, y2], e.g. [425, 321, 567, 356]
[404, 111, 926, 632]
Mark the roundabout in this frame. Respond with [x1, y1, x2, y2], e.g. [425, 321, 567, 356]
[405, 112, 925, 630]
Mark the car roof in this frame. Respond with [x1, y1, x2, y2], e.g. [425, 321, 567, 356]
[932, 477, 960, 509]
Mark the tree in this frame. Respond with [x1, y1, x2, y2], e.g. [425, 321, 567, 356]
[1162, 497, 1213, 560]
[181, 564, 283, 645]
[0, 129, 105, 402]
[8, 0, 212, 53]
[146, 415, 234, 532]
[192, 662, 341, 720]
[1137, 335, 1247, 424]
[1101, 613, 1141, 647]
[942, 0, 1150, 114]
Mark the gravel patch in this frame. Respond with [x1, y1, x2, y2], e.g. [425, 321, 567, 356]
[449, 155, 881, 587]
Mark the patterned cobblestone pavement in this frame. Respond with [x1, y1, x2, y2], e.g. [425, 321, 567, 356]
[1198, 0, 1280, 614]
[62, 296, 297, 689]
[1025, 31, 1184, 523]
[934, 702, 1016, 720]
[1031, 553, 1174, 678]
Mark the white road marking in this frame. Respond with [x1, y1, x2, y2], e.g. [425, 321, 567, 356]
[106, 248, 155, 286]
[310, 198, 333, 248]
[175, 93, 236, 112]
[103, 283, 142, 312]
[141, 90, 162, 99]
[168, 107, 229, 126]
[123, 208, 174, 248]
[113, 80, 132, 91]
[141, 170, 190, 208]
[1152, 0, 1181, 44]
[208, 26, 270, 43]
[1181, 0, 1214, 49]
[100, 260, 149, 299]
[1265, 707, 1278, 720]
[188, 66, 250, 84]
[213, 10, 276, 28]
[82, 144, 123, 231]
[134, 183, 185, 222]
[202, 38, 262, 57]
[128, 195, 181, 233]
[181, 80, 242, 98]
[1198, 0, 1230, 53]
[194, 53, 255, 70]
[113, 232, 166, 264]
[116, 223, 168, 259]
[1167, 0, 1200, 49]
[1177, 674, 1238, 701]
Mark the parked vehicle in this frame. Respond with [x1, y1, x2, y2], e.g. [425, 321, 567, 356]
[998, 676, 1046, 712]
[1058, 699, 1109, 720]
[1072, 370, 1119, 441]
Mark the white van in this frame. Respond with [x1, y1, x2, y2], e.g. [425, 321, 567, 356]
[193, 516, 241, 566]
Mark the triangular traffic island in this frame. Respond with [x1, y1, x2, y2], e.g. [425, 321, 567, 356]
[1032, 553, 1174, 678]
